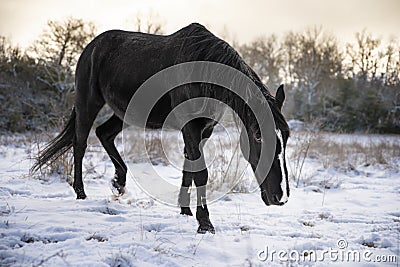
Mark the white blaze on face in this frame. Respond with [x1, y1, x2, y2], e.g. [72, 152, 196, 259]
[275, 129, 288, 203]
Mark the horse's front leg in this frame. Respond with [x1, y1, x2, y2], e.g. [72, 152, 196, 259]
[194, 168, 214, 234]
[181, 121, 215, 234]
[179, 151, 194, 216]
[182, 155, 214, 233]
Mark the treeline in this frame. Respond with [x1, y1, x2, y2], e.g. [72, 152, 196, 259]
[0, 18, 399, 133]
[238, 28, 400, 133]
[0, 18, 96, 132]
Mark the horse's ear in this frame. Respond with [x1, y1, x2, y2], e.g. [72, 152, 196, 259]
[275, 84, 285, 110]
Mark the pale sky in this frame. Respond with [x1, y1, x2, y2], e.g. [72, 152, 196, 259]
[0, 0, 399, 48]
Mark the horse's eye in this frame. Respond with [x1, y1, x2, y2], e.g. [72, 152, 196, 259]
[255, 135, 262, 143]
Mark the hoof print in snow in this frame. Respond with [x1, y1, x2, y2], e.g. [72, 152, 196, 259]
[362, 241, 376, 248]
[240, 226, 250, 232]
[86, 234, 108, 242]
[100, 207, 120, 215]
[135, 199, 154, 209]
[21, 234, 58, 244]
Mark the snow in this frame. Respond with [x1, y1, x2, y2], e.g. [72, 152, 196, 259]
[0, 133, 399, 266]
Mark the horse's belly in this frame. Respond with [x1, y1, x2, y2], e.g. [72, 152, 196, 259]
[104, 87, 173, 129]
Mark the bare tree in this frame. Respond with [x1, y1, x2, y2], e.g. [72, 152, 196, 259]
[282, 27, 343, 120]
[133, 12, 164, 34]
[346, 29, 381, 80]
[31, 17, 96, 92]
[381, 39, 400, 130]
[239, 35, 283, 89]
[382, 38, 400, 86]
[0, 36, 24, 76]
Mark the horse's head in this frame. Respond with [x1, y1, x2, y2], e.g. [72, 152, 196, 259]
[240, 84, 290, 206]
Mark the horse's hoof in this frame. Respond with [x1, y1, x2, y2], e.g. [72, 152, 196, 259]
[197, 221, 215, 234]
[76, 192, 87, 199]
[110, 179, 125, 196]
[180, 207, 193, 216]
[74, 188, 87, 199]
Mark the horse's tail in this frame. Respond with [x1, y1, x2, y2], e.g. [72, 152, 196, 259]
[31, 107, 76, 173]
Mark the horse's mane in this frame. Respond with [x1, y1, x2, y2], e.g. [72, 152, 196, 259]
[174, 23, 289, 133]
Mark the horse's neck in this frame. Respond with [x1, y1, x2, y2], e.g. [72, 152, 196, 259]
[228, 95, 257, 131]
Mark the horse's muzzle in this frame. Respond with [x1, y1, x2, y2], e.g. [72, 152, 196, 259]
[261, 192, 287, 206]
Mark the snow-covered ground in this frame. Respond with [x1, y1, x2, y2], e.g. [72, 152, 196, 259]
[0, 133, 399, 266]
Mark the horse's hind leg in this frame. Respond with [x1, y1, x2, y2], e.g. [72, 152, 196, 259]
[73, 101, 104, 199]
[95, 114, 126, 195]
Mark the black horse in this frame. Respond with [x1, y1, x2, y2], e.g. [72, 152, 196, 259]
[32, 23, 290, 234]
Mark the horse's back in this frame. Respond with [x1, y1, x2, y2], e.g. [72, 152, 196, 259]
[75, 29, 176, 119]
[74, 23, 228, 125]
